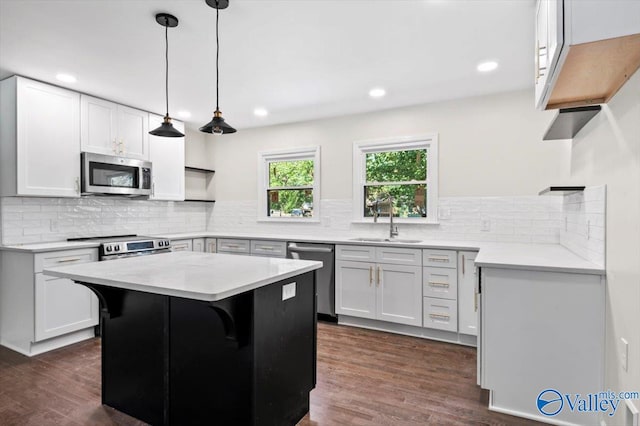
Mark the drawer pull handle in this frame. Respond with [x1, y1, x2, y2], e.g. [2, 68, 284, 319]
[57, 258, 82, 263]
[429, 313, 450, 321]
[226, 244, 240, 249]
[428, 281, 449, 287]
[428, 257, 449, 262]
[259, 246, 274, 250]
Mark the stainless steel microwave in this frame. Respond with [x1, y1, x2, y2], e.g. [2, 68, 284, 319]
[81, 152, 152, 196]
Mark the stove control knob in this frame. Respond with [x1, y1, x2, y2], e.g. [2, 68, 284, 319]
[115, 245, 120, 251]
[159, 241, 164, 247]
[106, 246, 112, 253]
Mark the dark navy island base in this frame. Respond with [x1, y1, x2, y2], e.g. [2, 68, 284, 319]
[81, 271, 317, 426]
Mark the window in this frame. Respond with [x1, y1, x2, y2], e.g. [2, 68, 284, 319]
[353, 135, 438, 222]
[258, 147, 320, 220]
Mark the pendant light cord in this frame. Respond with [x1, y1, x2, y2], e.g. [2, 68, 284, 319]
[216, 2, 220, 111]
[164, 20, 169, 117]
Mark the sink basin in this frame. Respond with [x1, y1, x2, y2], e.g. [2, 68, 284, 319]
[349, 237, 422, 244]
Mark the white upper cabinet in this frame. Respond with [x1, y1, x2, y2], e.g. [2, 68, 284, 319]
[148, 113, 185, 201]
[81, 94, 149, 160]
[0, 76, 81, 197]
[535, 0, 640, 110]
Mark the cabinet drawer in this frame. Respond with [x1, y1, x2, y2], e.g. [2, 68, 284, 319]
[171, 239, 193, 252]
[251, 240, 286, 257]
[423, 249, 457, 269]
[217, 238, 251, 254]
[35, 248, 98, 273]
[336, 245, 376, 262]
[423, 267, 458, 300]
[376, 247, 421, 266]
[423, 297, 458, 332]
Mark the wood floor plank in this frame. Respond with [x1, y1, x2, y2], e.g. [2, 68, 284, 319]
[0, 322, 545, 425]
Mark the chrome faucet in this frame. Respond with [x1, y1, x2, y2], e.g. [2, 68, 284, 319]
[370, 193, 399, 239]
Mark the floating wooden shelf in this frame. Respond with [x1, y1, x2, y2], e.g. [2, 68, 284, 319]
[183, 199, 216, 203]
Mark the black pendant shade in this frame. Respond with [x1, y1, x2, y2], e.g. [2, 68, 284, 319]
[153, 115, 186, 138]
[200, 0, 236, 135]
[199, 109, 236, 134]
[150, 13, 184, 138]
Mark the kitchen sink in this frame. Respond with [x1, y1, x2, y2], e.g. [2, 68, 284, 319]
[349, 237, 422, 244]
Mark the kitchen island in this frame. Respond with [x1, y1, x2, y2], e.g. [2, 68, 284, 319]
[44, 251, 323, 426]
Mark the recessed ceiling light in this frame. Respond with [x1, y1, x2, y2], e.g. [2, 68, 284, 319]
[369, 88, 386, 98]
[177, 111, 191, 119]
[477, 61, 498, 72]
[253, 108, 268, 117]
[56, 73, 77, 83]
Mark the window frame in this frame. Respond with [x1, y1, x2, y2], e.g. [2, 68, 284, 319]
[257, 146, 321, 222]
[352, 134, 439, 224]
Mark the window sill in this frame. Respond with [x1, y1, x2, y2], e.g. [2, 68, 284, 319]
[257, 218, 321, 224]
[351, 218, 440, 225]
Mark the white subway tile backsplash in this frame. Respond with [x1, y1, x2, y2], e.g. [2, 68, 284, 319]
[207, 196, 565, 245]
[559, 185, 606, 268]
[1, 197, 210, 245]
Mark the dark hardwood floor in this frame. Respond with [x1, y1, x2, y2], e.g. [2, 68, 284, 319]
[0, 322, 543, 425]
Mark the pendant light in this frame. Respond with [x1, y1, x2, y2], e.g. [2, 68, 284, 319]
[200, 0, 236, 135]
[149, 13, 185, 138]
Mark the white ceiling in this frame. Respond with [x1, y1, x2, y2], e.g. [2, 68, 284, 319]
[0, 0, 535, 130]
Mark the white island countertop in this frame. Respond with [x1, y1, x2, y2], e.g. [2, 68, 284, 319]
[43, 251, 323, 301]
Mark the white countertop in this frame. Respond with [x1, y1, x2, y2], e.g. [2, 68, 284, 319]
[474, 243, 603, 274]
[43, 251, 322, 301]
[0, 240, 100, 252]
[3, 231, 604, 275]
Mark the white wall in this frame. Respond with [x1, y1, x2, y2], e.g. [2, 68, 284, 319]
[566, 70, 640, 422]
[211, 89, 571, 200]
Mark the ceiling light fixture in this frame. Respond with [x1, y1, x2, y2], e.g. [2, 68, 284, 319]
[477, 61, 499, 72]
[56, 73, 77, 83]
[200, 0, 236, 135]
[149, 13, 185, 138]
[369, 88, 386, 98]
[253, 108, 268, 117]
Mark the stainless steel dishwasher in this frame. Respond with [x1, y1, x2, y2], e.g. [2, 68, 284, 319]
[287, 242, 336, 320]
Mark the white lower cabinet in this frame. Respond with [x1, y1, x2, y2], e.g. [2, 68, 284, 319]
[192, 238, 205, 253]
[423, 297, 457, 332]
[335, 246, 422, 327]
[335, 260, 377, 319]
[35, 273, 98, 341]
[457, 251, 478, 336]
[171, 239, 193, 252]
[0, 248, 99, 356]
[205, 238, 217, 253]
[479, 267, 604, 426]
[217, 238, 286, 258]
[217, 238, 251, 255]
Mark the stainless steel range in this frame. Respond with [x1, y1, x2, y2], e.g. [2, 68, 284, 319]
[68, 235, 172, 260]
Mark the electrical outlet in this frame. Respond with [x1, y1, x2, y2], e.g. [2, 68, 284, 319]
[621, 337, 629, 372]
[50, 220, 59, 232]
[282, 282, 296, 301]
[481, 218, 491, 232]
